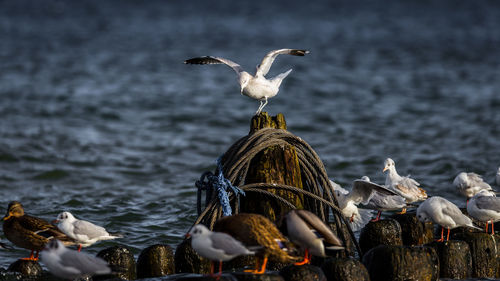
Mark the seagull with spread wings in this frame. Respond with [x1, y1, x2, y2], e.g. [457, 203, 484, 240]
[185, 49, 309, 114]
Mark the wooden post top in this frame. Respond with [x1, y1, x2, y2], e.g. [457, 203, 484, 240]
[249, 112, 287, 134]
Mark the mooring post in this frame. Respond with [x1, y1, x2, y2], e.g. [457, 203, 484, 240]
[241, 112, 304, 222]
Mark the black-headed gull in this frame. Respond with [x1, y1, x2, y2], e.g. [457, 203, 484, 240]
[357, 176, 408, 222]
[453, 172, 493, 202]
[213, 213, 296, 274]
[332, 177, 399, 228]
[54, 211, 122, 251]
[383, 158, 427, 208]
[184, 49, 309, 114]
[284, 209, 343, 265]
[187, 224, 255, 275]
[417, 196, 479, 242]
[467, 189, 500, 234]
[41, 239, 111, 280]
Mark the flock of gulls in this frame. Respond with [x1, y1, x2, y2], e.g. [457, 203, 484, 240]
[2, 49, 500, 280]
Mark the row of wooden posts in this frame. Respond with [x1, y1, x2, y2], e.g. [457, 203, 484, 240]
[4, 113, 499, 281]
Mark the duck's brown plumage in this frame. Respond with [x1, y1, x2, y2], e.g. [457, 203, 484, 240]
[3, 201, 76, 252]
[213, 213, 297, 263]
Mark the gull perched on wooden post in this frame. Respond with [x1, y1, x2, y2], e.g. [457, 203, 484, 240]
[184, 49, 309, 115]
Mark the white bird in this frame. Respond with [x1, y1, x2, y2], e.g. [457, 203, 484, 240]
[453, 172, 493, 201]
[359, 176, 408, 222]
[187, 224, 255, 275]
[383, 158, 427, 208]
[332, 180, 373, 231]
[332, 177, 398, 229]
[40, 239, 111, 280]
[184, 49, 310, 115]
[467, 189, 500, 234]
[54, 212, 122, 251]
[495, 167, 500, 187]
[417, 196, 479, 242]
[284, 209, 343, 265]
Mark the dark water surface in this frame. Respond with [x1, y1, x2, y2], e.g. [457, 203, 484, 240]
[1, 0, 500, 272]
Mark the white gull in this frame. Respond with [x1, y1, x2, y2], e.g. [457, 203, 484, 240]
[383, 158, 427, 206]
[184, 49, 309, 114]
[40, 239, 111, 280]
[467, 189, 500, 234]
[453, 172, 493, 200]
[417, 196, 479, 242]
[54, 211, 122, 251]
[187, 224, 255, 275]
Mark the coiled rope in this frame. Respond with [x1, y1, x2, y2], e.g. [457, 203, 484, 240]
[194, 127, 362, 257]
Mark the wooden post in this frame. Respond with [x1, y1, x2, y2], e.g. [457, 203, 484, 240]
[241, 112, 304, 222]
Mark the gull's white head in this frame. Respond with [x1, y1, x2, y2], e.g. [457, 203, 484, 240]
[416, 205, 431, 223]
[361, 176, 370, 182]
[238, 72, 252, 92]
[383, 158, 395, 173]
[188, 224, 211, 239]
[55, 211, 76, 223]
[453, 172, 468, 187]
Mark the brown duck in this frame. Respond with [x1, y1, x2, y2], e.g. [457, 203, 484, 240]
[213, 213, 298, 274]
[3, 201, 76, 260]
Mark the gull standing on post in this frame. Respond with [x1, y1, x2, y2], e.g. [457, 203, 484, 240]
[184, 49, 310, 115]
[332, 177, 399, 229]
[467, 190, 500, 234]
[357, 176, 408, 222]
[383, 158, 427, 211]
[186, 224, 255, 276]
[54, 211, 123, 251]
[41, 239, 111, 280]
[417, 196, 480, 242]
[453, 172, 494, 203]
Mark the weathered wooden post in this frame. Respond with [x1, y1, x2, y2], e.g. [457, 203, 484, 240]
[427, 240, 472, 279]
[362, 245, 439, 281]
[137, 244, 175, 278]
[241, 112, 303, 222]
[454, 232, 498, 278]
[359, 219, 403, 254]
[391, 213, 433, 246]
[95, 245, 136, 280]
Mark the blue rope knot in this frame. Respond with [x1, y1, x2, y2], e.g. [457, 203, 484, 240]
[195, 157, 245, 216]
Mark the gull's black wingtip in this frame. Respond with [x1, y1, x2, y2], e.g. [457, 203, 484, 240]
[290, 49, 310, 56]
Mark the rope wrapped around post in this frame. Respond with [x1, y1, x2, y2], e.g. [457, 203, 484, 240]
[194, 127, 362, 257]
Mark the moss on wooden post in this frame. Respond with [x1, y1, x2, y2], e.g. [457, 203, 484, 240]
[241, 112, 304, 222]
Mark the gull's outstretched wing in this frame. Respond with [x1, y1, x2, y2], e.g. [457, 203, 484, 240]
[256, 49, 309, 77]
[184, 56, 244, 75]
[351, 179, 398, 205]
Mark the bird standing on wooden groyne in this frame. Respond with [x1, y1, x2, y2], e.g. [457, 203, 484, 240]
[383, 158, 427, 211]
[417, 196, 480, 242]
[467, 189, 500, 234]
[40, 239, 111, 280]
[187, 224, 255, 276]
[54, 211, 123, 252]
[184, 49, 309, 115]
[454, 172, 494, 202]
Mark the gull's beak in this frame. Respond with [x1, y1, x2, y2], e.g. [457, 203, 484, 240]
[185, 233, 191, 239]
[383, 167, 388, 172]
[3, 213, 12, 221]
[52, 219, 59, 224]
